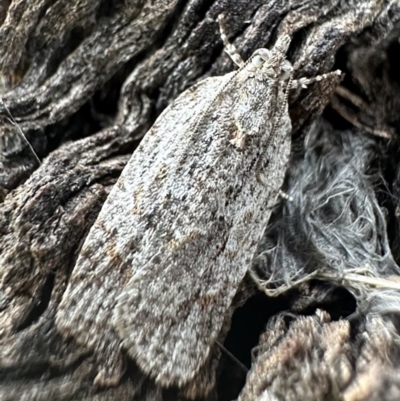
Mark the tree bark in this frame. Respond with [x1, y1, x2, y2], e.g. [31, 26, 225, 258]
[1, 0, 400, 400]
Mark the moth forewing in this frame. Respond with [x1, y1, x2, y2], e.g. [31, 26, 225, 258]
[111, 52, 293, 386]
[55, 74, 232, 385]
[56, 30, 294, 389]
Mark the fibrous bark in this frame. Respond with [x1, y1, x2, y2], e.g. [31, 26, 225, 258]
[1, 0, 400, 400]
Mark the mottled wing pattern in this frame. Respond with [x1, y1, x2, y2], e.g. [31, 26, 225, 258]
[112, 64, 291, 385]
[57, 35, 293, 388]
[55, 73, 233, 383]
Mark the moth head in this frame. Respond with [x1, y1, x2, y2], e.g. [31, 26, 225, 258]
[249, 45, 292, 79]
[250, 49, 272, 69]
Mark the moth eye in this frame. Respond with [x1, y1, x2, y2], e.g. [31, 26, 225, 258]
[252, 55, 264, 68]
[279, 68, 291, 81]
[279, 60, 293, 81]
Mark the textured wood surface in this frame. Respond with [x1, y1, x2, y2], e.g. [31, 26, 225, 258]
[1, 1, 400, 400]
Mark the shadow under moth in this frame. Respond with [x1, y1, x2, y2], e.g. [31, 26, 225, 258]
[56, 15, 340, 391]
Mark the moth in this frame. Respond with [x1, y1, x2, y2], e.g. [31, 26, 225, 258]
[56, 15, 340, 388]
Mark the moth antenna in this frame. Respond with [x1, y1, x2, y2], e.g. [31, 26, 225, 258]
[217, 14, 245, 68]
[291, 70, 342, 90]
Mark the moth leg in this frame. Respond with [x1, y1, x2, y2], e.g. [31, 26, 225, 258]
[217, 14, 244, 68]
[278, 189, 293, 201]
[291, 70, 342, 89]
